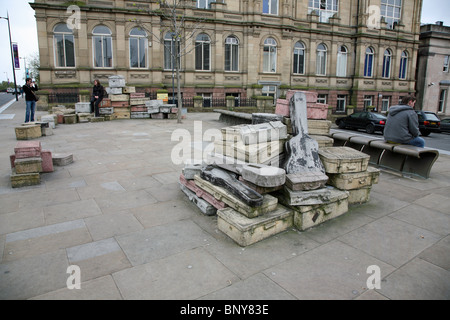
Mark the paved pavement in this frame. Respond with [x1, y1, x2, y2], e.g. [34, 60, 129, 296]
[0, 99, 449, 301]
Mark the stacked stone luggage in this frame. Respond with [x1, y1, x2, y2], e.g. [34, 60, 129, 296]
[9, 141, 53, 188]
[319, 146, 380, 204]
[277, 90, 333, 148]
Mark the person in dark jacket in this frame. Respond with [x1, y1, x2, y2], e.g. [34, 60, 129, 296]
[22, 78, 39, 123]
[90, 79, 104, 117]
[383, 95, 425, 148]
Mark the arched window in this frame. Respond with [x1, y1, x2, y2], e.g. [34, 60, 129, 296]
[225, 36, 239, 72]
[129, 28, 147, 68]
[399, 51, 408, 79]
[195, 33, 211, 71]
[316, 43, 327, 76]
[382, 49, 392, 78]
[54, 23, 75, 67]
[263, 37, 277, 73]
[364, 47, 374, 77]
[164, 33, 181, 70]
[93, 26, 112, 68]
[293, 42, 305, 74]
[336, 45, 347, 77]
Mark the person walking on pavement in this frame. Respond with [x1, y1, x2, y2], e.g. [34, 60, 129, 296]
[90, 79, 104, 117]
[22, 78, 39, 123]
[383, 95, 425, 148]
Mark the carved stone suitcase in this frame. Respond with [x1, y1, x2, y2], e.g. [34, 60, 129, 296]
[318, 147, 370, 174]
[290, 191, 349, 230]
[180, 183, 217, 216]
[327, 166, 380, 190]
[10, 170, 40, 188]
[285, 171, 328, 191]
[194, 175, 278, 218]
[217, 204, 293, 247]
[234, 140, 285, 163]
[347, 187, 371, 205]
[277, 186, 348, 206]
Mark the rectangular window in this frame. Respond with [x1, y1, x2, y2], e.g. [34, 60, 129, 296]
[444, 55, 449, 72]
[225, 38, 239, 72]
[363, 95, 373, 109]
[438, 89, 447, 112]
[197, 0, 213, 9]
[381, 96, 390, 112]
[55, 34, 75, 67]
[336, 95, 346, 112]
[130, 37, 147, 68]
[381, 0, 402, 29]
[308, 0, 339, 23]
[263, 0, 278, 15]
[317, 94, 327, 104]
[94, 36, 112, 68]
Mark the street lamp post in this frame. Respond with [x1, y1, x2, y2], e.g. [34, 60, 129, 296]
[0, 13, 19, 101]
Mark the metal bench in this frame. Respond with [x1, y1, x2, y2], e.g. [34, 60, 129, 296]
[330, 132, 439, 179]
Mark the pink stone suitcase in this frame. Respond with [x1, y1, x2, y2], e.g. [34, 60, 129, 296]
[180, 174, 227, 210]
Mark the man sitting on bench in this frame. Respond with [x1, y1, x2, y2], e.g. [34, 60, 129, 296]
[383, 95, 425, 148]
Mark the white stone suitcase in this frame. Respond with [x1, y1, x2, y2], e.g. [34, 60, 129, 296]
[318, 147, 370, 174]
[217, 204, 293, 247]
[194, 175, 278, 218]
[327, 166, 380, 190]
[180, 183, 217, 216]
[347, 187, 371, 205]
[291, 191, 349, 230]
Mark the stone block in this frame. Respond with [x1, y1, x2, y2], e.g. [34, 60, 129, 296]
[252, 113, 283, 124]
[217, 204, 293, 247]
[52, 153, 73, 166]
[318, 147, 370, 174]
[15, 125, 41, 140]
[89, 117, 105, 122]
[239, 121, 287, 145]
[347, 187, 371, 205]
[122, 86, 136, 94]
[130, 112, 150, 119]
[277, 186, 348, 206]
[307, 120, 332, 136]
[275, 99, 290, 117]
[42, 126, 53, 136]
[151, 112, 166, 119]
[111, 101, 129, 108]
[75, 102, 91, 113]
[292, 194, 349, 231]
[110, 94, 129, 102]
[57, 114, 64, 124]
[221, 124, 246, 142]
[167, 113, 178, 119]
[64, 114, 77, 124]
[285, 171, 329, 191]
[129, 92, 145, 99]
[130, 98, 148, 106]
[10, 170, 40, 188]
[311, 134, 333, 148]
[10, 154, 15, 169]
[99, 98, 111, 108]
[233, 140, 285, 163]
[180, 183, 217, 216]
[171, 107, 178, 114]
[286, 90, 317, 103]
[307, 103, 328, 120]
[238, 177, 283, 194]
[327, 167, 380, 190]
[145, 100, 163, 108]
[240, 163, 286, 187]
[99, 107, 114, 115]
[113, 107, 130, 119]
[179, 174, 227, 210]
[108, 75, 126, 88]
[77, 113, 91, 123]
[14, 141, 42, 159]
[41, 150, 54, 173]
[107, 87, 122, 95]
[182, 163, 203, 180]
[130, 106, 147, 112]
[194, 175, 277, 218]
[14, 157, 43, 174]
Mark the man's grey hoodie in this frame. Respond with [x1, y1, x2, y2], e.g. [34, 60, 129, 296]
[383, 105, 420, 143]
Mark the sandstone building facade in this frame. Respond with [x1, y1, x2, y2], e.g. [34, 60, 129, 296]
[31, 0, 423, 112]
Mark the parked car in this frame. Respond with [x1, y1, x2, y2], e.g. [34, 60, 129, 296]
[415, 110, 441, 136]
[335, 111, 387, 134]
[438, 118, 450, 133]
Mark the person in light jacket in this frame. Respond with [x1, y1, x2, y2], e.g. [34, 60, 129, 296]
[383, 95, 425, 148]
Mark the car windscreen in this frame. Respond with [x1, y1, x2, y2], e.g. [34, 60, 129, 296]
[371, 113, 387, 119]
[424, 113, 440, 121]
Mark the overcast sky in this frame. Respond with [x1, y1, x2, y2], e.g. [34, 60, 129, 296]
[0, 0, 449, 84]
